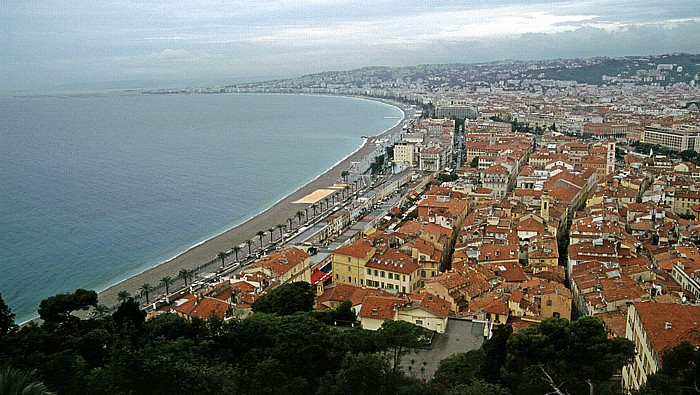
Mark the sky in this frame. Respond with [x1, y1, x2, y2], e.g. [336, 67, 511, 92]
[2, 0, 700, 92]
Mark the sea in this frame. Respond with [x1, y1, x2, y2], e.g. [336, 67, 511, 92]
[0, 92, 403, 324]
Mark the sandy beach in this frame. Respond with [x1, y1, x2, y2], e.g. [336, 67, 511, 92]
[97, 96, 409, 307]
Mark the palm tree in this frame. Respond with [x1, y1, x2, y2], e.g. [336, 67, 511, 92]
[0, 366, 54, 395]
[256, 230, 265, 250]
[117, 290, 131, 304]
[325, 197, 331, 211]
[178, 268, 194, 287]
[245, 239, 252, 255]
[331, 194, 336, 205]
[232, 245, 242, 261]
[277, 224, 285, 239]
[217, 251, 229, 268]
[139, 283, 154, 304]
[268, 228, 275, 243]
[295, 211, 304, 226]
[341, 170, 350, 182]
[303, 207, 309, 222]
[311, 203, 318, 216]
[160, 276, 174, 294]
[287, 217, 293, 230]
[90, 304, 110, 319]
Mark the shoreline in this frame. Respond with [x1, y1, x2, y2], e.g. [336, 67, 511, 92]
[95, 95, 409, 308]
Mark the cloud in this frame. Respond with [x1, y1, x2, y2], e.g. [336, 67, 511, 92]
[1, 0, 699, 91]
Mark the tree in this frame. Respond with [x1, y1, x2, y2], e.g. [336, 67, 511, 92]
[37, 288, 98, 324]
[433, 349, 485, 389]
[217, 251, 229, 268]
[139, 283, 154, 304]
[296, 211, 304, 225]
[251, 281, 315, 315]
[245, 239, 253, 255]
[469, 156, 479, 168]
[117, 290, 131, 304]
[160, 276, 174, 294]
[89, 304, 110, 319]
[320, 352, 391, 395]
[341, 170, 350, 182]
[324, 197, 331, 211]
[178, 268, 194, 287]
[256, 230, 266, 250]
[277, 224, 285, 239]
[376, 320, 425, 374]
[268, 228, 275, 243]
[232, 245, 242, 261]
[503, 316, 635, 395]
[481, 324, 512, 384]
[0, 293, 18, 337]
[311, 203, 318, 216]
[112, 297, 146, 328]
[0, 367, 55, 395]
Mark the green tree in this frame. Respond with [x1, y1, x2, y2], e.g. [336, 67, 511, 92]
[481, 324, 512, 384]
[433, 349, 485, 389]
[376, 320, 424, 374]
[116, 290, 131, 304]
[245, 239, 253, 255]
[159, 276, 174, 294]
[341, 170, 350, 182]
[296, 210, 304, 225]
[232, 245, 242, 261]
[469, 156, 479, 168]
[139, 283, 154, 304]
[311, 203, 318, 216]
[287, 217, 294, 230]
[37, 288, 98, 324]
[277, 224, 285, 239]
[0, 293, 18, 337]
[320, 352, 391, 395]
[0, 366, 55, 395]
[178, 268, 194, 287]
[256, 230, 266, 250]
[268, 228, 275, 243]
[217, 251, 229, 268]
[89, 304, 110, 319]
[503, 316, 634, 395]
[251, 281, 315, 315]
[112, 297, 146, 328]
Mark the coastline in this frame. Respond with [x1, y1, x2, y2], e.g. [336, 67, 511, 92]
[96, 95, 408, 308]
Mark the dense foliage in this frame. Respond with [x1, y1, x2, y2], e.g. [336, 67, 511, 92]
[0, 291, 641, 395]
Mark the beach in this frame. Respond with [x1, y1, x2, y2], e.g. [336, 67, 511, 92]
[96, 97, 408, 307]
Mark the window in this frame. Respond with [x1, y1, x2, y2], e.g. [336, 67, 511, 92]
[348, 266, 352, 272]
[367, 268, 371, 275]
[388, 273, 393, 279]
[553, 312, 560, 318]
[547, 300, 552, 306]
[381, 271, 385, 278]
[374, 269, 378, 276]
[415, 319, 423, 325]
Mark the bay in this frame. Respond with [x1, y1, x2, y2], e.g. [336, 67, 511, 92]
[0, 93, 403, 323]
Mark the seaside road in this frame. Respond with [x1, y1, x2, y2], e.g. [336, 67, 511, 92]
[97, 97, 412, 308]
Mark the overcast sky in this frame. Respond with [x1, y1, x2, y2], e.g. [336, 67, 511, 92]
[2, 0, 699, 91]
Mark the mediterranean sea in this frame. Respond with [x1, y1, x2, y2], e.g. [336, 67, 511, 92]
[0, 93, 403, 324]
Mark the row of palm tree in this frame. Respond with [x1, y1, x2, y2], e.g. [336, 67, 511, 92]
[117, 268, 195, 305]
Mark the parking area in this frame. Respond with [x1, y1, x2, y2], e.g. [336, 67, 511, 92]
[401, 319, 485, 380]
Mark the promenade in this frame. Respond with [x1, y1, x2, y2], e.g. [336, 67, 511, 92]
[97, 97, 412, 307]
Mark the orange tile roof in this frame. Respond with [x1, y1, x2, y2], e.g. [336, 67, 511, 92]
[333, 238, 375, 259]
[634, 302, 700, 356]
[359, 295, 404, 320]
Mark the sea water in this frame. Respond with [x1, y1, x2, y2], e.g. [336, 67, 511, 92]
[0, 93, 403, 323]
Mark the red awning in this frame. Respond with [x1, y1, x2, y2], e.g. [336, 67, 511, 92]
[311, 269, 333, 285]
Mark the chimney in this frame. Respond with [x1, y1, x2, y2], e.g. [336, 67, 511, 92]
[665, 321, 673, 330]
